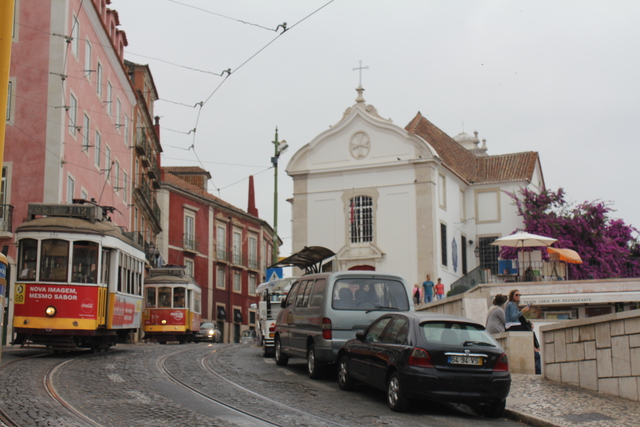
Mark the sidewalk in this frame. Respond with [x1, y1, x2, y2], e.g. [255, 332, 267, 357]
[506, 374, 640, 427]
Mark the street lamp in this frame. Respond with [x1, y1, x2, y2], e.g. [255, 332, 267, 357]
[271, 128, 288, 265]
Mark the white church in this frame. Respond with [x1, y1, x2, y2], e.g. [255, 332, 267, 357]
[285, 86, 545, 293]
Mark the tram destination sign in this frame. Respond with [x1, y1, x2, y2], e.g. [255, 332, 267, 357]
[27, 203, 101, 222]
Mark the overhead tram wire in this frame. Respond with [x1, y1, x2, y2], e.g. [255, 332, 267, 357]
[180, 0, 335, 196]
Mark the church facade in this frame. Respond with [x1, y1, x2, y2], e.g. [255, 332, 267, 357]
[286, 87, 545, 293]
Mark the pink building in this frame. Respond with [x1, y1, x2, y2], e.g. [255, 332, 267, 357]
[3, 0, 135, 262]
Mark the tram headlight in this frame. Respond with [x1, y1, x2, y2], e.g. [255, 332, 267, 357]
[45, 306, 57, 317]
[161, 319, 167, 325]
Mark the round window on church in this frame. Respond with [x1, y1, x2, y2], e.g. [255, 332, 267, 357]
[349, 132, 371, 159]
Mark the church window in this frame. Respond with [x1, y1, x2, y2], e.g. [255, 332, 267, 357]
[438, 174, 446, 209]
[349, 196, 373, 243]
[440, 223, 448, 266]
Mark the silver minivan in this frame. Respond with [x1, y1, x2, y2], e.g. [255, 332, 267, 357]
[274, 271, 414, 378]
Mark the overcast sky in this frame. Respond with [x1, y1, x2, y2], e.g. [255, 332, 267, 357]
[109, 0, 640, 257]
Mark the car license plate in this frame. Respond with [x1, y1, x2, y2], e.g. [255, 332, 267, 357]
[448, 355, 482, 365]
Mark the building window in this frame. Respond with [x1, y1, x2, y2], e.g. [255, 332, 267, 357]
[461, 235, 468, 275]
[124, 114, 129, 146]
[116, 99, 121, 129]
[460, 190, 466, 221]
[249, 235, 257, 269]
[123, 172, 128, 202]
[6, 80, 12, 122]
[96, 62, 102, 98]
[349, 195, 373, 243]
[184, 258, 194, 278]
[105, 147, 111, 180]
[216, 267, 226, 289]
[94, 131, 101, 167]
[479, 236, 499, 275]
[184, 212, 195, 251]
[71, 15, 79, 58]
[107, 81, 112, 116]
[82, 114, 90, 151]
[84, 40, 92, 76]
[81, 189, 88, 200]
[217, 225, 226, 260]
[440, 223, 448, 267]
[438, 174, 446, 209]
[67, 176, 75, 203]
[233, 271, 241, 293]
[0, 167, 7, 216]
[233, 230, 242, 264]
[249, 274, 256, 295]
[114, 161, 120, 191]
[68, 94, 77, 135]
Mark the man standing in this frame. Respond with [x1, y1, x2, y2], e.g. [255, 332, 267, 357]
[422, 274, 435, 303]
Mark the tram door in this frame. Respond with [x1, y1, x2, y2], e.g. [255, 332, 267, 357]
[97, 287, 107, 327]
[97, 249, 111, 327]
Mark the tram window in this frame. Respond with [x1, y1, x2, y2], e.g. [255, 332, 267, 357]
[194, 290, 201, 313]
[174, 287, 185, 308]
[158, 287, 171, 308]
[101, 249, 110, 285]
[72, 241, 98, 283]
[40, 239, 69, 282]
[118, 252, 124, 292]
[145, 287, 156, 308]
[18, 238, 38, 281]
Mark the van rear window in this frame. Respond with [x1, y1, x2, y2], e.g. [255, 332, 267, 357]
[332, 278, 409, 311]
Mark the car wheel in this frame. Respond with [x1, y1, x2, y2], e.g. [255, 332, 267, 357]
[261, 341, 273, 358]
[387, 372, 409, 412]
[337, 355, 356, 391]
[481, 400, 506, 418]
[307, 344, 324, 379]
[274, 337, 289, 366]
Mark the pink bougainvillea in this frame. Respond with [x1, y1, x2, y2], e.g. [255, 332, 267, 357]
[503, 188, 640, 280]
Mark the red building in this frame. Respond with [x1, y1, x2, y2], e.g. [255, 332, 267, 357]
[158, 167, 275, 343]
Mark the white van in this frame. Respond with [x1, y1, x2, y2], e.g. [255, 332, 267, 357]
[274, 271, 414, 378]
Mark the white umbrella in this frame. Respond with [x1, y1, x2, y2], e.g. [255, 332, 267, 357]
[491, 231, 557, 248]
[491, 232, 557, 281]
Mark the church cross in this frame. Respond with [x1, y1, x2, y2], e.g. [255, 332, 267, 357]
[352, 60, 369, 86]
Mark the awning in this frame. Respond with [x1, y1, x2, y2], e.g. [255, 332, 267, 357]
[548, 247, 583, 264]
[217, 306, 227, 320]
[268, 246, 335, 273]
[233, 309, 243, 323]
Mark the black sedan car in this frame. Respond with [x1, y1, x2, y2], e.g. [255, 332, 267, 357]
[336, 312, 510, 417]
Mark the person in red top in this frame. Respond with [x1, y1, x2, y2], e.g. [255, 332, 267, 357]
[435, 278, 445, 300]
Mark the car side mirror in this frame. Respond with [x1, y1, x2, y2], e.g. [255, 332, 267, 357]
[355, 330, 365, 341]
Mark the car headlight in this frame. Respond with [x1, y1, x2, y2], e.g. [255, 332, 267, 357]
[45, 306, 57, 317]
[208, 329, 214, 335]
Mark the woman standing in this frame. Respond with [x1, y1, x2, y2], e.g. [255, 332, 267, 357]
[486, 294, 508, 334]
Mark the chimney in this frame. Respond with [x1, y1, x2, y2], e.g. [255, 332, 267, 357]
[248, 175, 258, 217]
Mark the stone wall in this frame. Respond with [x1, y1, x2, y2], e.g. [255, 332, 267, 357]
[541, 310, 640, 402]
[493, 331, 536, 374]
[417, 290, 490, 325]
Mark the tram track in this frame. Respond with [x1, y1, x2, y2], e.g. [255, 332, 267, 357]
[158, 345, 343, 427]
[0, 349, 104, 427]
[0, 352, 49, 427]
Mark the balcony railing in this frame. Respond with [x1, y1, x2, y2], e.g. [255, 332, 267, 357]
[134, 129, 150, 156]
[183, 234, 199, 252]
[0, 204, 14, 233]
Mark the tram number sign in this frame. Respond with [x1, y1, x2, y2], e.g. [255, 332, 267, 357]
[15, 284, 25, 304]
